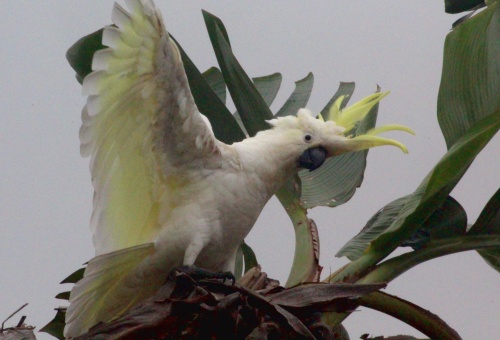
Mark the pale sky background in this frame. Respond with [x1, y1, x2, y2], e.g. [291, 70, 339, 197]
[1, 1, 499, 339]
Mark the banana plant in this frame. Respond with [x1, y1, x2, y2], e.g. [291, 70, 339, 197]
[324, 1, 500, 338]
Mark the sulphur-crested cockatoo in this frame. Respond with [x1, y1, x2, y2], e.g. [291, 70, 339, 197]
[65, 0, 413, 337]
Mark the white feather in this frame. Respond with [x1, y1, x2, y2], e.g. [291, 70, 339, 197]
[81, 71, 102, 96]
[111, 3, 132, 29]
[85, 95, 100, 117]
[90, 49, 113, 71]
[102, 26, 121, 48]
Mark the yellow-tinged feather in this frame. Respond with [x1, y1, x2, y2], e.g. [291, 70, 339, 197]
[366, 124, 416, 136]
[81, 4, 164, 255]
[335, 91, 390, 131]
[120, 26, 145, 47]
[105, 57, 138, 73]
[346, 134, 409, 154]
[65, 244, 156, 336]
[327, 95, 346, 123]
[91, 98, 162, 251]
[110, 42, 139, 58]
[321, 91, 413, 153]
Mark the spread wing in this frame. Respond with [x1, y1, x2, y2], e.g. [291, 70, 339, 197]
[80, 0, 221, 255]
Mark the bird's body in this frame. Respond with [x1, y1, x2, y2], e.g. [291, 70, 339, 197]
[65, 1, 412, 337]
[150, 133, 299, 274]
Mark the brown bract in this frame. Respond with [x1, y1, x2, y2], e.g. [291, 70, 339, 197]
[75, 267, 385, 340]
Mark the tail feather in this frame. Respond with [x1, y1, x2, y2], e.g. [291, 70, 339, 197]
[64, 243, 156, 338]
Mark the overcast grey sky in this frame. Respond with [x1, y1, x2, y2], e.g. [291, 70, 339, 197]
[1, 1, 498, 339]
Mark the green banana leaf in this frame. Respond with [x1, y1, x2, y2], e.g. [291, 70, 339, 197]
[202, 11, 273, 136]
[234, 242, 258, 278]
[40, 308, 66, 340]
[375, 109, 499, 254]
[233, 72, 283, 135]
[60, 267, 85, 284]
[358, 190, 499, 283]
[336, 195, 468, 260]
[66, 29, 105, 84]
[201, 67, 226, 104]
[253, 73, 283, 107]
[173, 38, 246, 144]
[275, 72, 314, 117]
[445, 0, 486, 13]
[438, 2, 500, 149]
[328, 107, 500, 283]
[336, 195, 410, 261]
[400, 196, 467, 249]
[467, 188, 500, 272]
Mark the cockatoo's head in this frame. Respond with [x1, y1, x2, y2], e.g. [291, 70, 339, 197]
[266, 91, 414, 171]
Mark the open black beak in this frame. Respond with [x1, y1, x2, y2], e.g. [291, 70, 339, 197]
[298, 146, 327, 171]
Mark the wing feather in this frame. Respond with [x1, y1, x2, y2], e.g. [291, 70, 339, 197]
[81, 1, 220, 255]
[65, 243, 156, 337]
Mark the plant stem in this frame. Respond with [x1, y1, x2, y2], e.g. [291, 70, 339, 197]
[276, 178, 319, 287]
[359, 291, 462, 340]
[323, 235, 500, 328]
[358, 235, 500, 284]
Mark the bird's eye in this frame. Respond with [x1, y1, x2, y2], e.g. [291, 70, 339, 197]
[304, 134, 312, 142]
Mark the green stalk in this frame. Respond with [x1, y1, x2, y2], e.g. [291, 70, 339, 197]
[358, 235, 500, 284]
[359, 291, 462, 340]
[276, 178, 319, 287]
[323, 235, 500, 328]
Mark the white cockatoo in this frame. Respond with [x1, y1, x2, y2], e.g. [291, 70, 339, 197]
[65, 0, 413, 337]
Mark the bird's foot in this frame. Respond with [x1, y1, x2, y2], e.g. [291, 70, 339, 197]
[172, 265, 235, 285]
